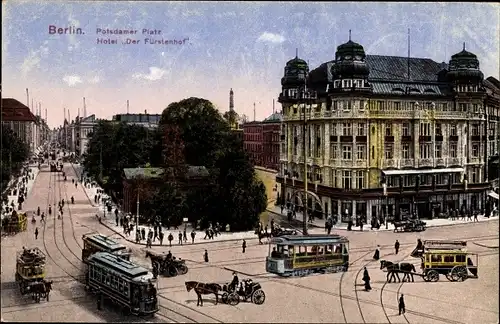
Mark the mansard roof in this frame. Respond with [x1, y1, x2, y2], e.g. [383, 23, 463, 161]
[1, 98, 37, 122]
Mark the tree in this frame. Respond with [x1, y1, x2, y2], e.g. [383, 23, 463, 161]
[1, 127, 29, 193]
[83, 121, 160, 198]
[159, 97, 267, 230]
[223, 110, 239, 129]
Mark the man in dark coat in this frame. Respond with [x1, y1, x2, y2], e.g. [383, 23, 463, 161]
[242, 240, 247, 253]
[373, 245, 380, 260]
[395, 240, 400, 255]
[230, 272, 239, 291]
[204, 250, 209, 262]
[168, 233, 174, 247]
[362, 267, 371, 291]
[178, 231, 183, 245]
[34, 227, 39, 240]
[399, 294, 405, 315]
[159, 231, 164, 245]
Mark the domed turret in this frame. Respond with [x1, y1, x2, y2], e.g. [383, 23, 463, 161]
[281, 50, 309, 87]
[447, 43, 483, 84]
[332, 32, 369, 79]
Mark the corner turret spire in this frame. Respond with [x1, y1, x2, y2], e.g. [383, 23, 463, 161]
[463, 42, 466, 51]
[295, 48, 298, 58]
[349, 29, 351, 41]
[229, 88, 234, 112]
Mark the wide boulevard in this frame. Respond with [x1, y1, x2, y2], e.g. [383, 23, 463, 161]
[1, 162, 498, 323]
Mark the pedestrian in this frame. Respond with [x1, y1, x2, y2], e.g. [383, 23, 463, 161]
[178, 231, 183, 245]
[75, 182, 77, 188]
[204, 229, 209, 240]
[191, 231, 196, 244]
[395, 240, 400, 255]
[168, 233, 174, 247]
[242, 240, 246, 253]
[373, 245, 380, 260]
[183, 228, 187, 242]
[48, 205, 52, 215]
[34, 227, 39, 239]
[467, 210, 473, 221]
[147, 237, 152, 248]
[473, 211, 478, 222]
[159, 231, 164, 245]
[362, 267, 371, 291]
[398, 294, 405, 315]
[141, 228, 146, 241]
[94, 195, 97, 203]
[204, 249, 209, 262]
[37, 206, 40, 216]
[41, 213, 45, 224]
[360, 219, 364, 231]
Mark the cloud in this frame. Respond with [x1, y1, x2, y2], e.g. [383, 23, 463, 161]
[88, 75, 101, 84]
[20, 51, 41, 75]
[67, 13, 81, 50]
[257, 32, 286, 44]
[132, 67, 166, 81]
[63, 75, 83, 86]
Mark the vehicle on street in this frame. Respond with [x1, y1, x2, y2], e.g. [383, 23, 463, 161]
[15, 247, 53, 303]
[266, 234, 349, 277]
[82, 232, 131, 263]
[85, 252, 159, 315]
[221, 278, 265, 305]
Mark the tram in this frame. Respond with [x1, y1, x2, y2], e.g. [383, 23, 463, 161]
[266, 234, 349, 277]
[85, 252, 159, 315]
[82, 233, 131, 263]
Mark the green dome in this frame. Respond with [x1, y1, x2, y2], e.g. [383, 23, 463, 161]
[282, 55, 309, 86]
[447, 44, 483, 83]
[336, 40, 366, 59]
[286, 56, 309, 70]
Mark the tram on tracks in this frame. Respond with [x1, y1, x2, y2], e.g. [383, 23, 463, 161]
[266, 234, 349, 277]
[85, 252, 159, 315]
[82, 233, 131, 263]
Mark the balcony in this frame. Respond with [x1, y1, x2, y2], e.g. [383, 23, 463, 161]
[400, 159, 414, 168]
[471, 135, 481, 141]
[435, 158, 446, 166]
[435, 135, 443, 142]
[384, 136, 394, 143]
[383, 159, 397, 168]
[419, 136, 432, 142]
[356, 136, 367, 142]
[401, 135, 412, 142]
[449, 135, 459, 142]
[447, 157, 462, 166]
[416, 158, 433, 168]
[340, 136, 353, 142]
[330, 135, 338, 142]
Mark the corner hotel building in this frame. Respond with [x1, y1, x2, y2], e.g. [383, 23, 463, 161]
[277, 37, 500, 224]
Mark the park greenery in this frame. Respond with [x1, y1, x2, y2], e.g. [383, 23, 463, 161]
[83, 97, 267, 231]
[1, 127, 30, 200]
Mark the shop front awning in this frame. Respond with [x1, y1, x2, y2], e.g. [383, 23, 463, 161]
[488, 191, 499, 200]
[382, 167, 464, 176]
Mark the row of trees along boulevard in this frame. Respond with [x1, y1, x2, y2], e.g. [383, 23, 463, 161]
[1, 127, 30, 204]
[82, 97, 267, 231]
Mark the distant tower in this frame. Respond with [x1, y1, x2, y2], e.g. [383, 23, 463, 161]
[229, 88, 234, 112]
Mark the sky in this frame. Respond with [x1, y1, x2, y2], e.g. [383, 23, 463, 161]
[2, 1, 499, 129]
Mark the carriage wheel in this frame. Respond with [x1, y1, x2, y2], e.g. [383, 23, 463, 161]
[221, 292, 228, 304]
[227, 293, 240, 306]
[450, 266, 468, 282]
[252, 289, 265, 305]
[178, 265, 188, 275]
[425, 270, 439, 282]
[168, 265, 178, 277]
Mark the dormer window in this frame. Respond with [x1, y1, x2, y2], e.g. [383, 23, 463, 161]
[334, 80, 340, 88]
[342, 79, 352, 88]
[344, 55, 352, 60]
[409, 88, 421, 94]
[392, 87, 404, 93]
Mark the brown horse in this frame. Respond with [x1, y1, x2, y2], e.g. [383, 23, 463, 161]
[31, 280, 53, 303]
[185, 281, 222, 306]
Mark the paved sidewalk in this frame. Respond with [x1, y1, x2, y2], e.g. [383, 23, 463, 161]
[1, 165, 41, 219]
[266, 204, 498, 232]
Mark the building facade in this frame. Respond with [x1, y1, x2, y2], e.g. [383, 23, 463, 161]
[1, 98, 39, 152]
[277, 40, 499, 224]
[243, 122, 263, 166]
[112, 113, 161, 128]
[262, 113, 282, 171]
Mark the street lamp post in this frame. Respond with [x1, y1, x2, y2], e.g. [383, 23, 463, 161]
[136, 191, 140, 232]
[383, 182, 388, 229]
[301, 89, 311, 236]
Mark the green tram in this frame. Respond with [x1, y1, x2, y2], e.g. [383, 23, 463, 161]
[266, 235, 349, 277]
[82, 233, 131, 263]
[85, 252, 159, 315]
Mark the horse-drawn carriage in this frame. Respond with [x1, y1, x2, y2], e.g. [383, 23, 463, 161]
[272, 226, 298, 237]
[393, 219, 426, 233]
[145, 251, 188, 277]
[2, 211, 27, 235]
[380, 240, 478, 283]
[221, 279, 265, 305]
[15, 247, 53, 302]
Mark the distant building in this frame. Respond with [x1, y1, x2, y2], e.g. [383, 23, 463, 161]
[243, 121, 263, 166]
[1, 98, 42, 152]
[74, 115, 98, 156]
[112, 113, 161, 128]
[243, 112, 283, 170]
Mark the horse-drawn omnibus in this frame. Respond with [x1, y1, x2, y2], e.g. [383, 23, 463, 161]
[15, 247, 53, 302]
[82, 233, 131, 263]
[266, 234, 349, 277]
[85, 252, 159, 315]
[381, 239, 478, 283]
